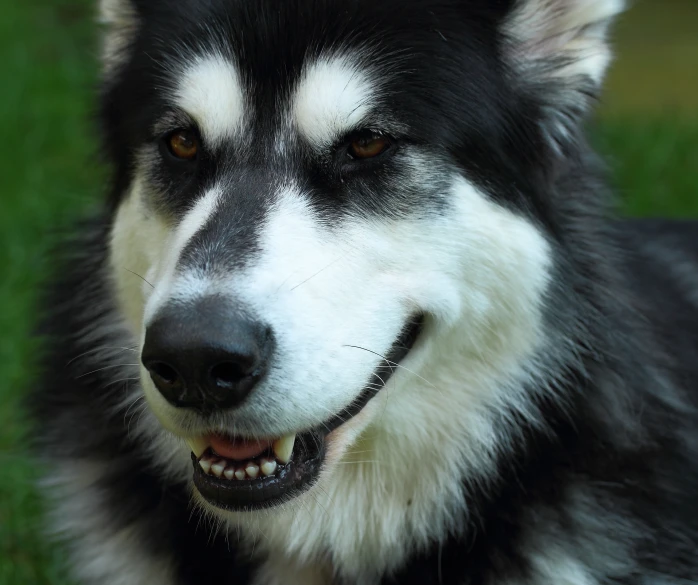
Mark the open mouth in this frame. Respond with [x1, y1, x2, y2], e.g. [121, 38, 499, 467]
[190, 431, 324, 510]
[189, 315, 423, 511]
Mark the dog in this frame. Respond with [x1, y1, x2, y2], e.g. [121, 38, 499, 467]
[32, 0, 698, 583]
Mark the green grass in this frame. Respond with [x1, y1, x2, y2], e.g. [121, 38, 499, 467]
[593, 117, 698, 216]
[0, 1, 696, 583]
[0, 1, 101, 583]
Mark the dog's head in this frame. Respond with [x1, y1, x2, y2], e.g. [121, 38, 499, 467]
[101, 0, 622, 534]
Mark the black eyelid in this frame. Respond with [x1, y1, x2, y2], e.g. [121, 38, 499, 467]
[342, 129, 390, 144]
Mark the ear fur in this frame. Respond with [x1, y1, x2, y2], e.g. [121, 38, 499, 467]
[503, 0, 626, 150]
[98, 0, 139, 74]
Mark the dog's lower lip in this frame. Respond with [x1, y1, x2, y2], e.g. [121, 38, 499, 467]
[192, 314, 424, 511]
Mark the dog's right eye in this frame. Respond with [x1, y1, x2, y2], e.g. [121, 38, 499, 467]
[163, 130, 199, 161]
[348, 136, 391, 160]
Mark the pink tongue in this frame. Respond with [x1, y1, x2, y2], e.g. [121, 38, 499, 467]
[209, 435, 272, 461]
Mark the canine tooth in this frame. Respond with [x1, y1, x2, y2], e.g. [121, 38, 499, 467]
[272, 434, 296, 464]
[199, 459, 212, 474]
[234, 469, 247, 480]
[245, 462, 259, 479]
[211, 461, 226, 478]
[223, 468, 235, 480]
[261, 458, 277, 476]
[185, 437, 209, 458]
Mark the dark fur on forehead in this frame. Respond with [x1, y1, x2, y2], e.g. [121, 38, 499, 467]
[100, 0, 558, 208]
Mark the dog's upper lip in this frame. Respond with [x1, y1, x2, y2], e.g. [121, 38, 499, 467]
[186, 433, 295, 463]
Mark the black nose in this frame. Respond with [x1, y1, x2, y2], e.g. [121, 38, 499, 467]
[141, 297, 272, 413]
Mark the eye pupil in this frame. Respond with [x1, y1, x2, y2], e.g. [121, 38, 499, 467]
[348, 136, 390, 159]
[168, 131, 198, 160]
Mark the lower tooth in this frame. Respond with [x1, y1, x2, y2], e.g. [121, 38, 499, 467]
[234, 469, 246, 480]
[245, 462, 259, 479]
[261, 458, 277, 476]
[199, 459, 212, 474]
[211, 461, 225, 478]
[223, 468, 235, 480]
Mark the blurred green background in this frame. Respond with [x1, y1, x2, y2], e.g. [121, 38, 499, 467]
[0, 0, 696, 583]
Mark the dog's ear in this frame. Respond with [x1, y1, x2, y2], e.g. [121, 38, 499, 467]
[98, 0, 139, 74]
[502, 0, 625, 150]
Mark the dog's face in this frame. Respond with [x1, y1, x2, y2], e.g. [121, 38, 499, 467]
[102, 0, 622, 564]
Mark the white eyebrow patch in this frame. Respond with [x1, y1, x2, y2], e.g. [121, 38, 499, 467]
[175, 53, 247, 146]
[292, 54, 375, 147]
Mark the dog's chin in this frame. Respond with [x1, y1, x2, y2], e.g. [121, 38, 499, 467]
[178, 315, 424, 512]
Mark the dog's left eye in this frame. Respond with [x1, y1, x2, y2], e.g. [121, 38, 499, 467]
[347, 135, 391, 160]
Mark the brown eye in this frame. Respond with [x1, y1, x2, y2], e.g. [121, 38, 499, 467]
[348, 136, 390, 159]
[167, 130, 198, 160]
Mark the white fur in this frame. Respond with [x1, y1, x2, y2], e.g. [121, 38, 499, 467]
[505, 0, 625, 83]
[42, 460, 175, 585]
[174, 54, 248, 147]
[292, 54, 376, 148]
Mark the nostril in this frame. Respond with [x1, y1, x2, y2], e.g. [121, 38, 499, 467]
[209, 361, 249, 389]
[148, 361, 179, 387]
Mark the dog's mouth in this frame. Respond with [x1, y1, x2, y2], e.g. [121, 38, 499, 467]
[190, 431, 324, 511]
[189, 315, 424, 511]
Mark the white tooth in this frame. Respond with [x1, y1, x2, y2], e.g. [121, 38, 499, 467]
[272, 434, 296, 464]
[245, 462, 259, 479]
[261, 458, 277, 476]
[185, 437, 209, 458]
[223, 467, 235, 480]
[234, 469, 247, 480]
[211, 461, 226, 478]
[199, 459, 212, 474]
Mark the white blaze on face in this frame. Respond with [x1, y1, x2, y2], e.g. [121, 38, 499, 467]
[223, 185, 413, 430]
[292, 54, 376, 148]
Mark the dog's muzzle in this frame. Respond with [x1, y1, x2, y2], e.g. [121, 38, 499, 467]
[141, 296, 423, 511]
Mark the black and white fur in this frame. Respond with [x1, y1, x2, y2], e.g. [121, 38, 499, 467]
[33, 0, 698, 583]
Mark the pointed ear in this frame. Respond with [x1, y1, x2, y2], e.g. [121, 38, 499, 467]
[502, 0, 625, 149]
[98, 0, 139, 74]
